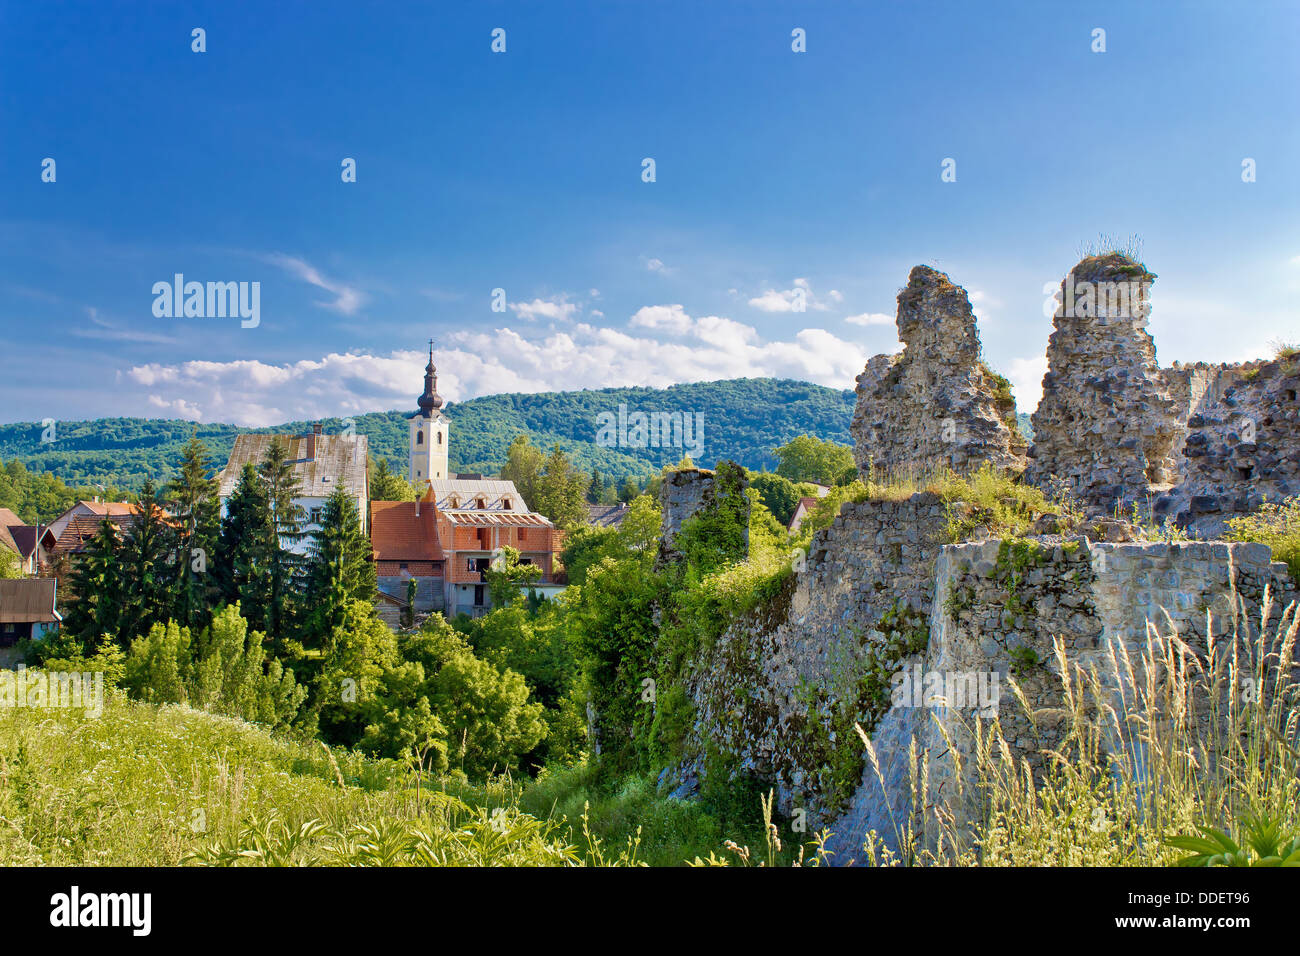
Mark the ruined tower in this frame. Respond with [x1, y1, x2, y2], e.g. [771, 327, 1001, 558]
[1025, 254, 1181, 510]
[849, 265, 1027, 479]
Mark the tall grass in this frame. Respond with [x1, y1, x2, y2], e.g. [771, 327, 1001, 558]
[857, 588, 1300, 865]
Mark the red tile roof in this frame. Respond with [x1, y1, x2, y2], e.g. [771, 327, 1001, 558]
[370, 500, 445, 562]
[50, 513, 136, 557]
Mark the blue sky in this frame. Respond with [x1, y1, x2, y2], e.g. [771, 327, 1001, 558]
[2, 0, 1297, 426]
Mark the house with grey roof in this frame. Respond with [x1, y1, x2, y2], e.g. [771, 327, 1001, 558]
[217, 424, 369, 555]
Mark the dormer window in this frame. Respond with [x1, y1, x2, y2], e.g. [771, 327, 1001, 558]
[476, 497, 487, 509]
[502, 497, 513, 510]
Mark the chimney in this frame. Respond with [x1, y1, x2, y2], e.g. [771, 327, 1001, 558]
[307, 422, 322, 460]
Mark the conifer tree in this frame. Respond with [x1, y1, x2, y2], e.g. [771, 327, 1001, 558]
[302, 487, 377, 648]
[369, 457, 416, 501]
[117, 479, 176, 643]
[62, 517, 124, 651]
[258, 437, 306, 653]
[167, 434, 221, 630]
[216, 464, 275, 636]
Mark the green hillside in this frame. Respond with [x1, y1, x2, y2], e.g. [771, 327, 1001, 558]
[0, 377, 856, 492]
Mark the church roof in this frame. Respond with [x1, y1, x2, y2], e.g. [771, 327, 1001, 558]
[413, 342, 445, 419]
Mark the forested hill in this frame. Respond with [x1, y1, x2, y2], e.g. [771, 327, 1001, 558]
[0, 378, 856, 491]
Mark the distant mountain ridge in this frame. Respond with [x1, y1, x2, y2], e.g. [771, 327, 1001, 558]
[0, 378, 858, 490]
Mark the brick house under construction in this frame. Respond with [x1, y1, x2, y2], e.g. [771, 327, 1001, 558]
[371, 349, 566, 624]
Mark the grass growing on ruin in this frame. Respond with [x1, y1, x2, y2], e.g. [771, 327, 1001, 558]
[858, 589, 1300, 866]
[1227, 499, 1300, 582]
[859, 462, 1058, 542]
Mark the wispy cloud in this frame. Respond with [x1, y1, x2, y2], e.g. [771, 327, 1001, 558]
[264, 253, 366, 315]
[73, 307, 180, 345]
[844, 312, 894, 327]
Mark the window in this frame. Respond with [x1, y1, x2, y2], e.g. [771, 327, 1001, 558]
[417, 431, 424, 445]
[309, 508, 323, 524]
[473, 585, 485, 607]
[437, 431, 442, 445]
[502, 498, 513, 510]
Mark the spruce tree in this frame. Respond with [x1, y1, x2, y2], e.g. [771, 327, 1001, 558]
[167, 434, 221, 630]
[258, 437, 306, 653]
[370, 457, 415, 501]
[302, 487, 376, 648]
[62, 517, 124, 651]
[117, 479, 176, 644]
[216, 464, 275, 636]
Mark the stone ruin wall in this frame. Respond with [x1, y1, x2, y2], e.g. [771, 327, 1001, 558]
[657, 466, 749, 565]
[1156, 358, 1300, 535]
[658, 475, 1296, 860]
[669, 493, 952, 813]
[850, 265, 1027, 480]
[1023, 255, 1183, 508]
[654, 254, 1300, 862]
[825, 535, 1295, 861]
[850, 253, 1299, 528]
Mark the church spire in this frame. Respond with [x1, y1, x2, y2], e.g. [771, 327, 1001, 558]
[416, 338, 443, 417]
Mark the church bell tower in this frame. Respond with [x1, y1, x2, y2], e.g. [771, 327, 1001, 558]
[409, 340, 449, 484]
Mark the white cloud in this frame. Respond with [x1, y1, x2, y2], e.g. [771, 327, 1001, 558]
[748, 277, 838, 313]
[147, 395, 203, 420]
[646, 257, 668, 273]
[264, 253, 365, 315]
[122, 318, 871, 426]
[1005, 355, 1048, 412]
[508, 297, 579, 321]
[629, 304, 693, 335]
[844, 312, 895, 327]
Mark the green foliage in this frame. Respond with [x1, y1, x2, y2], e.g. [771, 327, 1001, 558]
[0, 545, 20, 579]
[122, 606, 308, 732]
[1226, 498, 1300, 582]
[750, 472, 802, 526]
[483, 545, 543, 608]
[301, 487, 378, 649]
[772, 434, 855, 486]
[369, 456, 416, 501]
[0, 454, 134, 525]
[166, 434, 222, 632]
[1166, 813, 1300, 867]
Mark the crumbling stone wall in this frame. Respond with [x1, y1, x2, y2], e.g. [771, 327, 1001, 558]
[850, 265, 1027, 479]
[1156, 357, 1300, 535]
[657, 465, 750, 565]
[822, 536, 1295, 863]
[1025, 254, 1182, 510]
[667, 493, 959, 819]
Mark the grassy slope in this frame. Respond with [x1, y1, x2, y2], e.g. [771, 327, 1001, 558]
[0, 688, 793, 866]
